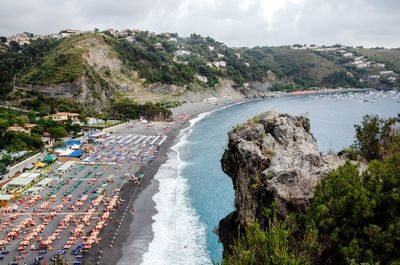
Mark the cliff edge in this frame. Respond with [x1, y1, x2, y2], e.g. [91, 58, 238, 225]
[218, 111, 342, 252]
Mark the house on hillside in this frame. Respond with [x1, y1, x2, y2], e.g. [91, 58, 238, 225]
[154, 43, 163, 49]
[59, 29, 81, 38]
[41, 132, 53, 146]
[44, 112, 79, 122]
[8, 33, 30, 45]
[380, 70, 394, 77]
[23, 123, 36, 132]
[7, 126, 29, 134]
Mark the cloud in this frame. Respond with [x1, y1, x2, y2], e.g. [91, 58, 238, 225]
[259, 0, 303, 31]
[0, 0, 399, 47]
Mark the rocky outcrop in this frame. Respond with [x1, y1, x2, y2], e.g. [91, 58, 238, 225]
[218, 111, 342, 252]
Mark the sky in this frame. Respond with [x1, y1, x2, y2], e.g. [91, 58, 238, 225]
[1, 0, 399, 48]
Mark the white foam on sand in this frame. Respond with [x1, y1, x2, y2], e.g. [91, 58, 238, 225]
[139, 111, 214, 265]
[118, 106, 235, 265]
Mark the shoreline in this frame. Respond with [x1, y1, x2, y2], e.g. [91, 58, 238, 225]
[83, 88, 375, 264]
[286, 87, 372, 96]
[83, 100, 240, 265]
[83, 88, 374, 264]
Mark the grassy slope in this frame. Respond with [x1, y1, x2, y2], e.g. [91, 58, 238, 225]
[270, 47, 344, 85]
[239, 46, 348, 87]
[18, 35, 89, 85]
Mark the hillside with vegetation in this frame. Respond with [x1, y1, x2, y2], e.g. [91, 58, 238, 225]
[352, 48, 400, 73]
[1, 30, 399, 111]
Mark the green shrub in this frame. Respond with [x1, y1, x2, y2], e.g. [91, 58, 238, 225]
[353, 114, 399, 161]
[222, 208, 309, 265]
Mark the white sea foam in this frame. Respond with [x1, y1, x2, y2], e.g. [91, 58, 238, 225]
[139, 111, 215, 265]
[118, 104, 241, 265]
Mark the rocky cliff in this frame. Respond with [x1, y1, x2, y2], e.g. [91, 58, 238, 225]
[218, 111, 343, 252]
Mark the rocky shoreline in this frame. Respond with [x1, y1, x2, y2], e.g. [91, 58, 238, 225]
[218, 111, 344, 253]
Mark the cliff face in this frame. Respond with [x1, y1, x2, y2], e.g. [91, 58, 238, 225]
[218, 111, 342, 252]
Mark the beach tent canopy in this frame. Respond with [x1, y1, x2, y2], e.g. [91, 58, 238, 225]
[65, 140, 81, 146]
[58, 149, 74, 157]
[35, 161, 47, 168]
[42, 154, 57, 164]
[68, 150, 85, 158]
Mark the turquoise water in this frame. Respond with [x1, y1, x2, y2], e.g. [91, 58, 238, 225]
[181, 91, 400, 263]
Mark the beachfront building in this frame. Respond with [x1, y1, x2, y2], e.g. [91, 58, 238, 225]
[56, 161, 76, 174]
[24, 178, 53, 195]
[1, 172, 42, 195]
[44, 112, 79, 123]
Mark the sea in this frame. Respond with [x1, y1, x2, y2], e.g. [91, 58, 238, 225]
[133, 90, 400, 265]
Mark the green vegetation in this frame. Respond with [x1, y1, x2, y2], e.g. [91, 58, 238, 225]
[353, 48, 400, 73]
[21, 96, 83, 116]
[223, 114, 400, 265]
[0, 107, 81, 169]
[155, 100, 182, 109]
[270, 83, 302, 92]
[222, 207, 309, 265]
[352, 114, 400, 161]
[111, 98, 172, 121]
[1, 32, 397, 106]
[0, 38, 63, 97]
[0, 109, 43, 155]
[104, 32, 196, 86]
[19, 35, 86, 85]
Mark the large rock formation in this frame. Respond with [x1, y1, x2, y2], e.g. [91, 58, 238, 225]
[218, 111, 342, 252]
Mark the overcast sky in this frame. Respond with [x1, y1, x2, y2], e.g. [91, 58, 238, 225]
[1, 0, 399, 48]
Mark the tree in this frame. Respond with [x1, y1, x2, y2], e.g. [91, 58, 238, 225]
[28, 111, 36, 123]
[0, 36, 7, 43]
[305, 155, 400, 264]
[0, 118, 9, 135]
[8, 137, 28, 151]
[47, 126, 67, 140]
[353, 114, 399, 161]
[9, 41, 21, 52]
[14, 116, 27, 127]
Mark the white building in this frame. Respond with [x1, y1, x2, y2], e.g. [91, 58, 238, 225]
[380, 71, 394, 76]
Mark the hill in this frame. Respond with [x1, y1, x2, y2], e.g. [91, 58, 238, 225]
[352, 47, 400, 73]
[1, 30, 399, 111]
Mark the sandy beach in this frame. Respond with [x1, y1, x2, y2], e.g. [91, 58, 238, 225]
[83, 100, 236, 265]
